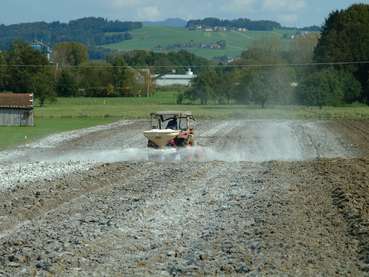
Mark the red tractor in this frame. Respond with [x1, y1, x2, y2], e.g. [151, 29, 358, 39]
[144, 111, 195, 149]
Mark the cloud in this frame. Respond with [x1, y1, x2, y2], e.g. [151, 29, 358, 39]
[277, 14, 299, 25]
[138, 6, 161, 20]
[224, 0, 257, 12]
[111, 0, 141, 8]
[262, 0, 305, 12]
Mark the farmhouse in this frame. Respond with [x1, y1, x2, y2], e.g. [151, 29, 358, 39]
[31, 40, 52, 61]
[154, 69, 197, 87]
[0, 93, 34, 126]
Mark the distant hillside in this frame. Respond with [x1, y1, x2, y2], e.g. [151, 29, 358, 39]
[187, 17, 321, 32]
[143, 18, 187, 28]
[187, 17, 282, 31]
[0, 17, 320, 60]
[0, 17, 142, 49]
[103, 26, 298, 60]
[300, 25, 321, 32]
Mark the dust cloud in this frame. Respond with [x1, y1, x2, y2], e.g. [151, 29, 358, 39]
[1, 120, 353, 164]
[41, 120, 352, 163]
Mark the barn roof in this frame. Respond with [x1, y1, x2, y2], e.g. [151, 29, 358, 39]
[0, 93, 34, 109]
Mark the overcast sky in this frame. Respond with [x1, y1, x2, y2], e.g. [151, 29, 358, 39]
[1, 0, 368, 27]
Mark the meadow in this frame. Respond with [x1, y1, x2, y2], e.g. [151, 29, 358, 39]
[2, 90, 369, 150]
[103, 26, 295, 59]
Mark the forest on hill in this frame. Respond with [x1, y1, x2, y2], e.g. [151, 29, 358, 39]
[186, 17, 321, 32]
[187, 18, 282, 31]
[0, 17, 142, 49]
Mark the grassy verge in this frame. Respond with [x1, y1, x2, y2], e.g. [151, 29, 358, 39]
[0, 117, 115, 150]
[35, 96, 369, 120]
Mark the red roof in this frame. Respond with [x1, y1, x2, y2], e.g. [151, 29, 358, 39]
[0, 93, 34, 109]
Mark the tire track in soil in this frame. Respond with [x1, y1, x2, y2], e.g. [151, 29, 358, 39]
[1, 160, 364, 276]
[327, 159, 369, 272]
[0, 162, 212, 275]
[255, 160, 362, 276]
[332, 120, 369, 156]
[0, 163, 143, 235]
[49, 161, 267, 276]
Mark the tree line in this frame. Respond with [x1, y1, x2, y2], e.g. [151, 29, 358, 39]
[0, 17, 142, 49]
[187, 18, 282, 31]
[185, 4, 369, 107]
[186, 17, 321, 32]
[0, 41, 210, 105]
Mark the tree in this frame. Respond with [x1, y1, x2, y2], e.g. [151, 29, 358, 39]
[296, 68, 361, 108]
[31, 69, 56, 106]
[338, 70, 361, 103]
[186, 69, 217, 104]
[0, 52, 6, 90]
[77, 62, 114, 97]
[56, 69, 78, 97]
[229, 69, 253, 104]
[5, 41, 49, 93]
[249, 71, 270, 108]
[289, 33, 320, 64]
[109, 55, 135, 96]
[314, 4, 369, 102]
[118, 50, 210, 75]
[53, 42, 88, 66]
[227, 39, 297, 106]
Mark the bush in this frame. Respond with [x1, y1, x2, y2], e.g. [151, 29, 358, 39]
[176, 93, 184, 104]
[297, 68, 361, 107]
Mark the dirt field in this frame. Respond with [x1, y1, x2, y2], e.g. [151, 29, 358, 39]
[1, 119, 369, 276]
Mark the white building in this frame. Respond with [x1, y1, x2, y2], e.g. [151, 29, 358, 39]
[154, 69, 197, 87]
[31, 40, 52, 61]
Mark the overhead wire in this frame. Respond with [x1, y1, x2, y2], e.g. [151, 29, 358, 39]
[1, 60, 369, 69]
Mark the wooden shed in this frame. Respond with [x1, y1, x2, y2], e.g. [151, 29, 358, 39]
[0, 93, 34, 126]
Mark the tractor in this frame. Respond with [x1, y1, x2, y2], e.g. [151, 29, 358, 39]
[144, 111, 195, 149]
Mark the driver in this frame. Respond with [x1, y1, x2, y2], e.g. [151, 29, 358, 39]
[166, 117, 178, 130]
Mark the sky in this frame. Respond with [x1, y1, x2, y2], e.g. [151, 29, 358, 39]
[1, 0, 368, 27]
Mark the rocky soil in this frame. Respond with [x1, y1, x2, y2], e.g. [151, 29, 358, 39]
[0, 119, 369, 276]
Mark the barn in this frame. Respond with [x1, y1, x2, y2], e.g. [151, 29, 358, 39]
[0, 93, 34, 126]
[154, 69, 197, 87]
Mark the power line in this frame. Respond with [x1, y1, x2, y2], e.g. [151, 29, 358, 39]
[1, 60, 369, 69]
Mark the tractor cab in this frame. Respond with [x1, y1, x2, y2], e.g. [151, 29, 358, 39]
[150, 111, 194, 131]
[144, 111, 195, 149]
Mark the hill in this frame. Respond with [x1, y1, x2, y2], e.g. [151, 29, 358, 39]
[103, 26, 297, 60]
[187, 17, 281, 31]
[143, 18, 187, 28]
[0, 17, 142, 49]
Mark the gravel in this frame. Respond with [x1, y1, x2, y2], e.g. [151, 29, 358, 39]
[0, 161, 92, 191]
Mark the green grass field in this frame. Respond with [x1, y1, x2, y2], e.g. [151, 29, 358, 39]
[0, 117, 115, 150]
[34, 91, 369, 120]
[103, 26, 295, 59]
[2, 90, 369, 150]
